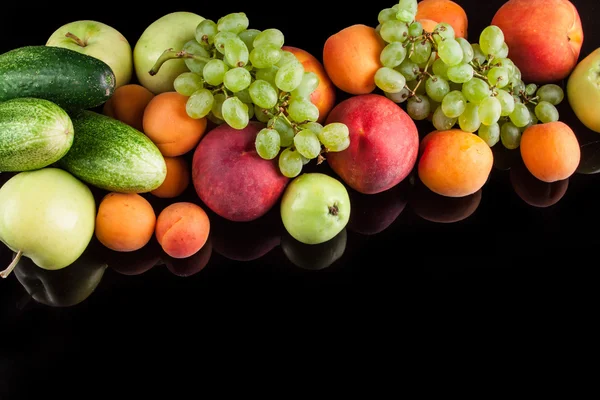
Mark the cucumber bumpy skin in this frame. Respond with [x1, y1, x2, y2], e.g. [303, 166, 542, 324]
[0, 46, 115, 111]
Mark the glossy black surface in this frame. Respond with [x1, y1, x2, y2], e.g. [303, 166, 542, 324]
[0, 0, 598, 391]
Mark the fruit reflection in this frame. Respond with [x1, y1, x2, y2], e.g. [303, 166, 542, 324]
[576, 139, 600, 175]
[100, 235, 162, 276]
[347, 180, 409, 235]
[162, 235, 213, 277]
[510, 159, 569, 208]
[281, 229, 347, 271]
[409, 178, 482, 223]
[13, 238, 107, 308]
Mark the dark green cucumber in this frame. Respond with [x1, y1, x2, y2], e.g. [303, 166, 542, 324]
[59, 111, 167, 193]
[0, 97, 74, 172]
[0, 46, 115, 111]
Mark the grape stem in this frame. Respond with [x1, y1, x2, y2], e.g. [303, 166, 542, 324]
[148, 48, 212, 76]
[0, 250, 23, 279]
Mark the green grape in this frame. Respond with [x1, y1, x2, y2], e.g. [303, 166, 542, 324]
[238, 29, 261, 52]
[277, 51, 298, 67]
[397, 0, 418, 23]
[214, 31, 237, 54]
[217, 12, 249, 34]
[407, 95, 431, 120]
[318, 122, 350, 152]
[500, 121, 521, 149]
[294, 129, 322, 159]
[300, 154, 311, 165]
[487, 67, 509, 88]
[490, 57, 515, 76]
[447, 63, 473, 83]
[535, 101, 559, 123]
[462, 78, 490, 104]
[385, 87, 411, 103]
[406, 79, 426, 95]
[496, 89, 515, 116]
[425, 75, 450, 103]
[408, 21, 423, 37]
[432, 105, 457, 131]
[456, 37, 473, 63]
[433, 22, 455, 42]
[478, 96, 502, 126]
[254, 105, 271, 123]
[471, 43, 486, 65]
[525, 83, 537, 97]
[211, 93, 226, 120]
[378, 8, 397, 24]
[380, 42, 407, 68]
[221, 97, 249, 129]
[207, 112, 224, 125]
[249, 79, 278, 109]
[520, 109, 538, 132]
[536, 84, 564, 105]
[512, 65, 522, 81]
[249, 44, 282, 68]
[247, 103, 255, 120]
[292, 71, 319, 98]
[509, 103, 531, 128]
[479, 25, 505, 56]
[478, 122, 500, 147]
[186, 88, 214, 119]
[441, 90, 467, 118]
[380, 20, 409, 43]
[438, 38, 463, 66]
[253, 28, 285, 49]
[269, 116, 295, 147]
[195, 19, 218, 45]
[235, 88, 252, 104]
[409, 41, 432, 64]
[255, 66, 279, 86]
[432, 58, 449, 80]
[278, 147, 303, 178]
[223, 37, 249, 67]
[255, 128, 281, 160]
[375, 67, 407, 93]
[223, 67, 251, 93]
[496, 42, 509, 59]
[288, 97, 319, 123]
[183, 40, 210, 74]
[174, 72, 203, 96]
[418, 51, 437, 70]
[458, 102, 481, 132]
[275, 61, 304, 92]
[203, 59, 229, 86]
[301, 122, 324, 135]
[396, 59, 420, 81]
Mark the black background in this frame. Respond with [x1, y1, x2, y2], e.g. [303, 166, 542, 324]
[0, 0, 598, 395]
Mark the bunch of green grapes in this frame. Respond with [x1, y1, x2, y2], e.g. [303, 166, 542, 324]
[149, 12, 350, 178]
[373, 0, 565, 150]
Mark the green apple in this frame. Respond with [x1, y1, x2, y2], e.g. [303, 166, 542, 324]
[0, 168, 96, 279]
[46, 20, 133, 89]
[567, 47, 600, 133]
[133, 11, 204, 94]
[280, 173, 351, 245]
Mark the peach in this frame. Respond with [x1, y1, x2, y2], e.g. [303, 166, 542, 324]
[416, 0, 469, 38]
[510, 159, 569, 208]
[418, 129, 493, 197]
[155, 202, 210, 259]
[282, 46, 336, 124]
[491, 0, 583, 83]
[322, 24, 386, 95]
[520, 121, 581, 183]
[325, 94, 419, 194]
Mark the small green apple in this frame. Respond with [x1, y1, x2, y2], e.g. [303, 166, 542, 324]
[280, 173, 351, 245]
[0, 168, 96, 279]
[46, 20, 133, 89]
[133, 12, 204, 94]
[567, 47, 600, 133]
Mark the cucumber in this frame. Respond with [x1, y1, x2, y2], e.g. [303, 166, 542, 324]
[0, 97, 74, 172]
[0, 46, 115, 111]
[59, 111, 167, 193]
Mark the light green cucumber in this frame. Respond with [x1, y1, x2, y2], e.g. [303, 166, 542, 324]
[0, 97, 74, 172]
[59, 111, 167, 193]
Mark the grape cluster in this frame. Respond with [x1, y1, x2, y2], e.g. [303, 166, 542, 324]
[149, 12, 350, 178]
[374, 0, 565, 150]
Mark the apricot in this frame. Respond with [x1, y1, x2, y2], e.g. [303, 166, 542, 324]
[418, 19, 440, 33]
[150, 156, 190, 199]
[95, 192, 157, 252]
[155, 202, 210, 259]
[103, 84, 155, 132]
[510, 159, 569, 208]
[418, 129, 493, 197]
[142, 91, 207, 157]
[520, 121, 580, 183]
[416, 0, 469, 39]
[322, 24, 386, 95]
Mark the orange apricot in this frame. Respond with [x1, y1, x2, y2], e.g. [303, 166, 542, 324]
[416, 0, 469, 39]
[155, 202, 210, 259]
[322, 24, 386, 95]
[150, 156, 190, 199]
[95, 192, 157, 252]
[418, 19, 440, 33]
[142, 91, 207, 157]
[103, 84, 155, 132]
[520, 121, 581, 183]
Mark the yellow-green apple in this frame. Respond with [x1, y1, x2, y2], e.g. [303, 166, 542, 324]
[491, 0, 583, 83]
[282, 46, 336, 124]
[133, 12, 204, 94]
[46, 20, 133, 89]
[567, 47, 600, 133]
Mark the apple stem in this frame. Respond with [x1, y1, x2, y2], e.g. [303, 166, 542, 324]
[65, 32, 86, 47]
[0, 250, 23, 279]
[149, 49, 212, 76]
